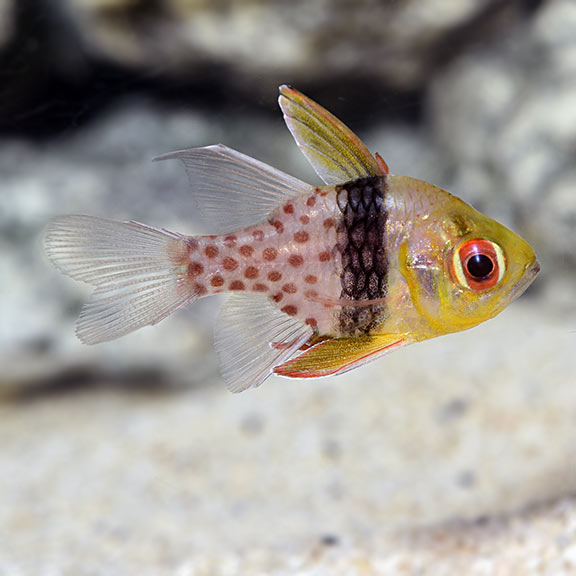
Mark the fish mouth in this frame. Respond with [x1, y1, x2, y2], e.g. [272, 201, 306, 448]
[511, 256, 540, 301]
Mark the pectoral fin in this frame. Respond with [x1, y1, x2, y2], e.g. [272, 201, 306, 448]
[274, 334, 407, 379]
[215, 294, 313, 393]
[278, 85, 387, 185]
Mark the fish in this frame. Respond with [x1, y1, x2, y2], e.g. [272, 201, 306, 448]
[44, 85, 540, 393]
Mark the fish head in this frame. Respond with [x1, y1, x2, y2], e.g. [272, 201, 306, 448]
[398, 181, 540, 336]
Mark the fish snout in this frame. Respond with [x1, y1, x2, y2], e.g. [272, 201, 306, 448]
[527, 257, 541, 281]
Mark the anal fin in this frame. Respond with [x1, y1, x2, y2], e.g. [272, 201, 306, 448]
[274, 334, 407, 379]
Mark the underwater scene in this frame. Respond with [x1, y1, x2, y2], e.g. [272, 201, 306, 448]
[1, 0, 575, 574]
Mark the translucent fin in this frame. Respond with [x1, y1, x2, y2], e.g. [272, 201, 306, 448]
[154, 144, 312, 233]
[215, 294, 313, 393]
[278, 85, 385, 185]
[274, 334, 407, 379]
[45, 215, 196, 344]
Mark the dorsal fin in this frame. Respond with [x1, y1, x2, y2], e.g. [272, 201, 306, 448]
[278, 85, 387, 185]
[154, 144, 312, 233]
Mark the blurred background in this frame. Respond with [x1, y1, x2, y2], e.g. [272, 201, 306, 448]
[1, 0, 576, 574]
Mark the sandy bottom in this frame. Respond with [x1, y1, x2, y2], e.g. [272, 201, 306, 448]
[1, 300, 575, 575]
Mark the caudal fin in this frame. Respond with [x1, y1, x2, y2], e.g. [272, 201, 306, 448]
[45, 215, 197, 344]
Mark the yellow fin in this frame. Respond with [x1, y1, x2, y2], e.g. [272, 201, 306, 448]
[274, 334, 407, 379]
[278, 85, 386, 185]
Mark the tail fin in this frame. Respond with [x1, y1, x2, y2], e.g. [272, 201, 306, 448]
[45, 215, 197, 344]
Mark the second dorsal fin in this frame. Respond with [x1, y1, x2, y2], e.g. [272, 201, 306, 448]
[278, 85, 386, 185]
[155, 144, 313, 233]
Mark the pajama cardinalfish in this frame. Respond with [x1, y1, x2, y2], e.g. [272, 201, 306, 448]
[45, 86, 540, 393]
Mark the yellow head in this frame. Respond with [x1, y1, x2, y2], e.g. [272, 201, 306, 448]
[395, 177, 540, 336]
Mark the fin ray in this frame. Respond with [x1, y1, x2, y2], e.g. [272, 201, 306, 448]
[154, 144, 312, 233]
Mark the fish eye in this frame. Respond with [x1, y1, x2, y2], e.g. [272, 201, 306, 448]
[466, 254, 494, 279]
[452, 238, 506, 291]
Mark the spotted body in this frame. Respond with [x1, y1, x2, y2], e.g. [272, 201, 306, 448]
[175, 187, 343, 335]
[45, 86, 540, 392]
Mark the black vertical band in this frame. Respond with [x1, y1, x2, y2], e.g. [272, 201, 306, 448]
[335, 176, 388, 335]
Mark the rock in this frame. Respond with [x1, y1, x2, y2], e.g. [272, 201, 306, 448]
[429, 0, 576, 269]
[59, 0, 514, 92]
[0, 0, 13, 50]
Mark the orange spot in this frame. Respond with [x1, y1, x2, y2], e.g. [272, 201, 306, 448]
[268, 270, 282, 282]
[300, 215, 310, 225]
[192, 282, 207, 296]
[223, 257, 238, 271]
[253, 283, 269, 292]
[263, 247, 278, 261]
[306, 196, 316, 207]
[229, 280, 245, 290]
[253, 230, 264, 241]
[210, 275, 224, 287]
[282, 283, 297, 294]
[323, 218, 335, 229]
[244, 266, 259, 279]
[281, 305, 298, 316]
[305, 318, 318, 328]
[319, 251, 331, 262]
[239, 245, 254, 257]
[188, 262, 204, 277]
[283, 203, 294, 214]
[304, 275, 317, 284]
[271, 219, 284, 234]
[289, 254, 304, 267]
[294, 231, 309, 243]
[205, 245, 219, 259]
[272, 292, 283, 303]
[223, 235, 237, 248]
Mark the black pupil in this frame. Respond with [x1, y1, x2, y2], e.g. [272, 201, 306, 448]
[466, 254, 494, 279]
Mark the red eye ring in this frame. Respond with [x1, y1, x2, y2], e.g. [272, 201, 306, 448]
[453, 239, 505, 291]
